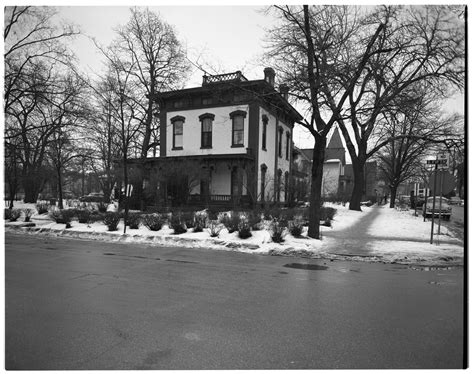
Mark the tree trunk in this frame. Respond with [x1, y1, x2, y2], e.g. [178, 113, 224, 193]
[349, 162, 364, 211]
[57, 167, 64, 210]
[23, 173, 42, 203]
[307, 136, 326, 239]
[389, 185, 398, 208]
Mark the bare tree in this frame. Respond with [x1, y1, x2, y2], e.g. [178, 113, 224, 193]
[4, 6, 80, 202]
[334, 6, 465, 211]
[376, 88, 463, 208]
[265, 5, 464, 239]
[113, 7, 189, 158]
[266, 5, 385, 238]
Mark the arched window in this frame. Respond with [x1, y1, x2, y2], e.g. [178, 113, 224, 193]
[260, 164, 268, 202]
[277, 169, 282, 202]
[230, 110, 247, 147]
[285, 131, 291, 160]
[278, 127, 283, 158]
[199, 113, 215, 149]
[262, 115, 268, 151]
[170, 115, 185, 150]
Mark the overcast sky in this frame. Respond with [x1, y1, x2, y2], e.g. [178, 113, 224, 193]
[8, 3, 465, 150]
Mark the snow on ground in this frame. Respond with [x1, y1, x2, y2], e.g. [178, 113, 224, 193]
[364, 205, 463, 263]
[4, 201, 464, 265]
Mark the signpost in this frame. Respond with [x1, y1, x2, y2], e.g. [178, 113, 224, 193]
[426, 155, 455, 245]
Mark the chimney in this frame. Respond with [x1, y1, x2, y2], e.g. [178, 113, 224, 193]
[263, 67, 275, 88]
[279, 84, 289, 101]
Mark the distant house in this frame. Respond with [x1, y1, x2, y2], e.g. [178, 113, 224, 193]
[127, 68, 303, 210]
[298, 126, 379, 201]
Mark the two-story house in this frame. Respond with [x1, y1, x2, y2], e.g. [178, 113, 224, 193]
[133, 68, 302, 210]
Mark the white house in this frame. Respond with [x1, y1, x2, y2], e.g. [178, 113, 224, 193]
[133, 68, 303, 209]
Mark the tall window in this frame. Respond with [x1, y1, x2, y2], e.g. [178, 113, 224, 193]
[171, 115, 185, 149]
[285, 131, 290, 160]
[262, 115, 268, 150]
[276, 169, 282, 202]
[278, 127, 283, 157]
[230, 110, 246, 147]
[199, 113, 215, 148]
[260, 164, 267, 202]
[284, 171, 289, 202]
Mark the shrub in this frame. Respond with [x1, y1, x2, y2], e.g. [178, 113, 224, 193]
[49, 209, 74, 228]
[270, 218, 287, 243]
[263, 206, 280, 220]
[193, 211, 208, 233]
[23, 208, 35, 222]
[89, 212, 106, 223]
[36, 202, 50, 215]
[289, 218, 304, 237]
[103, 212, 121, 231]
[181, 211, 195, 229]
[8, 209, 22, 222]
[170, 212, 187, 234]
[143, 213, 163, 231]
[76, 209, 92, 224]
[127, 212, 142, 229]
[221, 211, 241, 233]
[97, 202, 108, 213]
[237, 219, 252, 239]
[207, 220, 223, 238]
[4, 208, 12, 221]
[320, 206, 337, 221]
[248, 211, 262, 230]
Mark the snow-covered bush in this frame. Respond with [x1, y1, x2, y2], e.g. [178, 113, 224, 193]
[206, 220, 223, 238]
[289, 218, 304, 237]
[50, 209, 74, 228]
[76, 209, 92, 224]
[237, 218, 252, 239]
[23, 208, 35, 222]
[97, 202, 108, 213]
[143, 213, 163, 231]
[36, 202, 50, 215]
[247, 211, 262, 230]
[8, 208, 21, 222]
[320, 206, 336, 221]
[127, 212, 142, 229]
[170, 212, 187, 234]
[4, 208, 12, 221]
[270, 218, 287, 243]
[103, 212, 121, 231]
[220, 211, 241, 233]
[193, 211, 208, 233]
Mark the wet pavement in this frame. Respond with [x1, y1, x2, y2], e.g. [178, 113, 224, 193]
[5, 233, 465, 369]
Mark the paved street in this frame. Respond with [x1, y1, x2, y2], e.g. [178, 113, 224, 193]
[5, 233, 465, 369]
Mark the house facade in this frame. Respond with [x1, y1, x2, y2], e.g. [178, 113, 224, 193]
[135, 68, 302, 210]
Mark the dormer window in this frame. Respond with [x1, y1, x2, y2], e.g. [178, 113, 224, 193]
[230, 110, 247, 147]
[171, 115, 185, 150]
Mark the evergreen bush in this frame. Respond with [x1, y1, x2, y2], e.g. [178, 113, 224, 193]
[143, 213, 163, 231]
[103, 212, 121, 231]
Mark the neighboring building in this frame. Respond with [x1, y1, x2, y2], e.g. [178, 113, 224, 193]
[298, 126, 379, 201]
[129, 68, 303, 210]
[291, 146, 312, 202]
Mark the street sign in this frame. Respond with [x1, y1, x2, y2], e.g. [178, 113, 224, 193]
[428, 170, 456, 194]
[426, 159, 447, 165]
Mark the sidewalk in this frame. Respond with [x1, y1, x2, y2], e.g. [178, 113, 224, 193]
[322, 205, 464, 264]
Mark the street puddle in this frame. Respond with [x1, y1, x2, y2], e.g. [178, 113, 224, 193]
[283, 263, 328, 271]
[165, 259, 198, 264]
